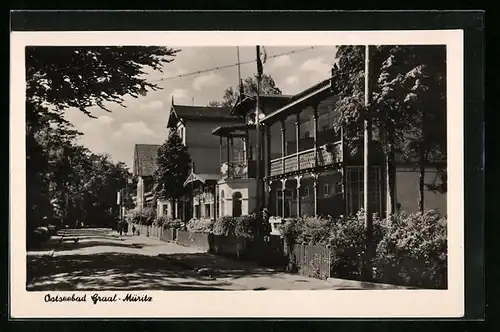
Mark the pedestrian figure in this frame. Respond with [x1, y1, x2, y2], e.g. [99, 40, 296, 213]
[132, 224, 136, 236]
[119, 221, 123, 236]
[124, 222, 128, 235]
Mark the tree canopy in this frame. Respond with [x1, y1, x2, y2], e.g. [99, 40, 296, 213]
[208, 73, 282, 107]
[26, 46, 179, 229]
[331, 45, 447, 213]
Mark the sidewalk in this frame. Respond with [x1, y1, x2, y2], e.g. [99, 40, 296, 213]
[131, 233, 410, 290]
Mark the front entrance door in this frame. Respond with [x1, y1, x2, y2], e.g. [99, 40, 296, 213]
[232, 192, 242, 217]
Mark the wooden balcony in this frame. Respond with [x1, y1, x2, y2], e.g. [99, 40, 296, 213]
[269, 141, 342, 177]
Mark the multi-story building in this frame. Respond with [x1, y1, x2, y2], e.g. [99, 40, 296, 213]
[162, 101, 243, 220]
[212, 77, 447, 233]
[132, 143, 161, 211]
[212, 94, 292, 217]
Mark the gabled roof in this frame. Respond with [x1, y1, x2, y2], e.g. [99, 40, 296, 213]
[167, 103, 238, 128]
[261, 77, 334, 124]
[183, 172, 220, 187]
[133, 144, 160, 177]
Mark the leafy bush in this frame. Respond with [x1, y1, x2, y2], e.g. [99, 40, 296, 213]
[212, 216, 237, 236]
[186, 218, 214, 233]
[278, 209, 447, 288]
[212, 213, 267, 239]
[373, 210, 447, 289]
[155, 216, 167, 227]
[131, 207, 156, 225]
[162, 218, 185, 230]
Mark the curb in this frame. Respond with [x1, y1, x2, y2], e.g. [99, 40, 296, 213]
[326, 277, 413, 289]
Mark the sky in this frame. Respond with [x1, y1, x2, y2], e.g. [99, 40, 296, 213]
[64, 45, 338, 169]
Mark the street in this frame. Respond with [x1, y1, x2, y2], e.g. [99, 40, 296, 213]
[27, 228, 403, 291]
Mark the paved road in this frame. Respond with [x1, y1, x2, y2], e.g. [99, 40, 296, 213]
[27, 228, 403, 291]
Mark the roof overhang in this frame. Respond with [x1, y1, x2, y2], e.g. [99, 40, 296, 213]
[212, 123, 255, 138]
[166, 106, 183, 128]
[183, 172, 219, 187]
[261, 78, 333, 125]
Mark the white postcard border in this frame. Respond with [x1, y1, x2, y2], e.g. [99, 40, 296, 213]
[10, 30, 464, 318]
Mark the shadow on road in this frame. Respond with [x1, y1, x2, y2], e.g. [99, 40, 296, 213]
[27, 252, 232, 291]
[161, 252, 284, 279]
[26, 250, 289, 291]
[29, 239, 150, 252]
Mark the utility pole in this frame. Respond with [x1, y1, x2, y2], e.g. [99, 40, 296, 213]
[255, 45, 262, 213]
[363, 45, 374, 281]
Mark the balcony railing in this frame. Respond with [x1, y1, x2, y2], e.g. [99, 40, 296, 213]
[221, 159, 258, 179]
[269, 141, 342, 177]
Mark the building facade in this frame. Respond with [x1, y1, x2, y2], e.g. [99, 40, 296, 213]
[159, 101, 243, 220]
[132, 144, 161, 212]
[211, 77, 447, 233]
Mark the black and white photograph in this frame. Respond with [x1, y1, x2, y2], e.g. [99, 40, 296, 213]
[10, 29, 465, 318]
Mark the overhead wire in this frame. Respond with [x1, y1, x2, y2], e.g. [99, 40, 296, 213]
[148, 46, 321, 84]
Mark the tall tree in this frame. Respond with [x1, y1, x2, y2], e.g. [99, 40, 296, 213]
[398, 46, 447, 212]
[332, 45, 447, 215]
[26, 46, 178, 227]
[153, 130, 192, 219]
[209, 73, 282, 107]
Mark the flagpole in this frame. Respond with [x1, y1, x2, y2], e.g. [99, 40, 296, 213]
[255, 45, 262, 213]
[236, 46, 243, 92]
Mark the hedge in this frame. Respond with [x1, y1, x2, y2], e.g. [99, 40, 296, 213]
[186, 218, 214, 233]
[278, 209, 447, 289]
[212, 213, 270, 239]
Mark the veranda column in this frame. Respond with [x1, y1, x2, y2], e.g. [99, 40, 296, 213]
[281, 119, 286, 174]
[268, 180, 273, 213]
[230, 137, 234, 162]
[312, 173, 319, 217]
[296, 113, 300, 171]
[313, 104, 319, 167]
[219, 136, 223, 166]
[264, 125, 271, 207]
[295, 175, 302, 217]
[226, 137, 230, 164]
[281, 179, 287, 218]
[245, 128, 249, 160]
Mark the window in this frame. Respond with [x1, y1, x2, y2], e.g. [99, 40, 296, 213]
[303, 186, 310, 198]
[232, 192, 242, 217]
[194, 204, 201, 218]
[205, 204, 211, 218]
[335, 181, 343, 194]
[346, 166, 381, 215]
[324, 183, 330, 198]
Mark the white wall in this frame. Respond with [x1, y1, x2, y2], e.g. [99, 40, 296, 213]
[217, 179, 257, 217]
[156, 198, 173, 218]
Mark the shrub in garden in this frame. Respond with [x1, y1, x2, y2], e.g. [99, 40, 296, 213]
[155, 216, 167, 227]
[163, 218, 185, 230]
[186, 218, 214, 233]
[212, 214, 264, 239]
[131, 207, 156, 226]
[278, 211, 383, 280]
[373, 210, 447, 289]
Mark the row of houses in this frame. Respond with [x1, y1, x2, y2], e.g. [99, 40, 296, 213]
[132, 76, 446, 232]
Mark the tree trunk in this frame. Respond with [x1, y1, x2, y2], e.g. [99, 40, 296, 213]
[385, 118, 396, 217]
[418, 108, 428, 214]
[418, 159, 425, 213]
